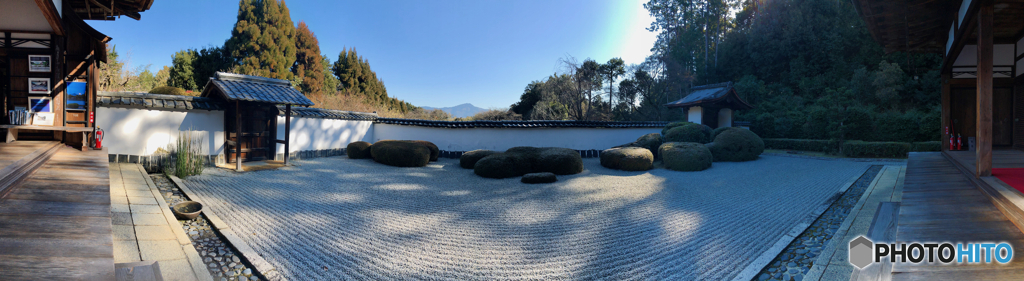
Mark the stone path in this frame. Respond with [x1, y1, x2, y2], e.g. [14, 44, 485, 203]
[182, 155, 880, 280]
[803, 165, 906, 281]
[109, 163, 212, 281]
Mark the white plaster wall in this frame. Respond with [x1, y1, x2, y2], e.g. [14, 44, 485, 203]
[96, 107, 225, 156]
[275, 116, 374, 154]
[718, 108, 732, 128]
[688, 106, 703, 125]
[373, 124, 661, 152]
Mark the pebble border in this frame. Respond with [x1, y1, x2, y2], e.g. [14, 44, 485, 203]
[753, 165, 884, 281]
[152, 174, 266, 281]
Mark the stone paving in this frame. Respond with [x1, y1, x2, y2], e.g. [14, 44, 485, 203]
[182, 155, 877, 280]
[151, 174, 260, 281]
[109, 163, 212, 281]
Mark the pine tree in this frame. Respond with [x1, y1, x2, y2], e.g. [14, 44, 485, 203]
[293, 21, 325, 96]
[224, 0, 296, 80]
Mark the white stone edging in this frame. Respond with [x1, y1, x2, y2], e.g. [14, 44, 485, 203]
[801, 165, 892, 281]
[168, 174, 283, 281]
[730, 165, 872, 281]
[135, 164, 213, 281]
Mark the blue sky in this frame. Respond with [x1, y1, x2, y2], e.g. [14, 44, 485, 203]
[89, 0, 657, 109]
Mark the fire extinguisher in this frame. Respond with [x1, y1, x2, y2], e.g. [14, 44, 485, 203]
[957, 134, 963, 150]
[950, 128, 955, 150]
[93, 127, 104, 149]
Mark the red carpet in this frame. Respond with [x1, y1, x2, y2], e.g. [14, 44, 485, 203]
[992, 168, 1024, 194]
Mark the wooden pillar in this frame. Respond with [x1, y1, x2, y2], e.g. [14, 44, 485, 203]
[235, 101, 242, 172]
[941, 73, 951, 151]
[284, 104, 291, 165]
[977, 1, 994, 177]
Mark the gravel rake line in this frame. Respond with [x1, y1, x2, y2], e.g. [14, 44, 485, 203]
[182, 156, 871, 280]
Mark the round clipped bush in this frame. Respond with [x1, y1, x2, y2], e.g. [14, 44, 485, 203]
[409, 140, 439, 161]
[635, 133, 663, 157]
[346, 141, 372, 159]
[535, 147, 584, 175]
[659, 142, 713, 171]
[711, 127, 739, 140]
[369, 140, 431, 167]
[706, 128, 764, 162]
[661, 121, 690, 136]
[664, 123, 712, 144]
[521, 172, 557, 184]
[474, 153, 532, 178]
[460, 149, 499, 169]
[600, 147, 653, 171]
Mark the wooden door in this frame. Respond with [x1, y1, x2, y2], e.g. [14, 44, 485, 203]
[226, 102, 275, 163]
[994, 88, 1013, 146]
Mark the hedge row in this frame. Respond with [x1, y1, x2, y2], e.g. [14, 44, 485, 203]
[764, 139, 943, 158]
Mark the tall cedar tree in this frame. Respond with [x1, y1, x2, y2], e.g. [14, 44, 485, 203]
[225, 0, 296, 81]
[332, 48, 410, 112]
[292, 21, 325, 96]
[168, 49, 197, 91]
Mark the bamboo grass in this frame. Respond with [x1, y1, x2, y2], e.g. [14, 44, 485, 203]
[163, 127, 205, 178]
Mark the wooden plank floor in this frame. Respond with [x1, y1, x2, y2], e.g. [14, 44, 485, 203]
[0, 141, 54, 171]
[946, 149, 1024, 168]
[0, 146, 114, 280]
[892, 152, 1024, 280]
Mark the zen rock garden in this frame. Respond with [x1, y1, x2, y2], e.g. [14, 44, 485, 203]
[346, 121, 765, 183]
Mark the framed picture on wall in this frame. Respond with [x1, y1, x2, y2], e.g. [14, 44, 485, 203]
[28, 77, 50, 94]
[28, 96, 52, 113]
[28, 55, 51, 72]
[66, 81, 87, 110]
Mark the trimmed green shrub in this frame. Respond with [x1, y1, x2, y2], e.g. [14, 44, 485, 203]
[842, 141, 910, 158]
[346, 141, 372, 159]
[409, 140, 439, 161]
[521, 172, 557, 184]
[706, 129, 764, 162]
[664, 123, 712, 144]
[370, 140, 431, 167]
[600, 147, 654, 171]
[711, 127, 739, 140]
[911, 141, 942, 152]
[472, 147, 585, 178]
[474, 153, 532, 178]
[659, 142, 713, 171]
[635, 133, 663, 157]
[460, 150, 498, 169]
[535, 147, 584, 175]
[762, 138, 837, 152]
[150, 86, 187, 96]
[662, 121, 690, 136]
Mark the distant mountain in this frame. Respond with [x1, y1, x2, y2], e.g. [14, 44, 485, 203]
[421, 103, 487, 118]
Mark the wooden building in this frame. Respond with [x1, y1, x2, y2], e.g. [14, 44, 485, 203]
[665, 82, 753, 128]
[0, 0, 153, 147]
[200, 72, 315, 171]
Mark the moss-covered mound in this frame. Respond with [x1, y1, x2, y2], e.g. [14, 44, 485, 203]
[460, 150, 499, 169]
[474, 153, 532, 178]
[409, 140, 439, 161]
[521, 172, 557, 184]
[659, 142, 713, 171]
[706, 128, 764, 162]
[369, 140, 431, 167]
[535, 147, 584, 175]
[663, 122, 712, 144]
[346, 141, 372, 159]
[600, 147, 654, 171]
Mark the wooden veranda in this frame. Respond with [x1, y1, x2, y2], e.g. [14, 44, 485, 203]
[0, 141, 114, 279]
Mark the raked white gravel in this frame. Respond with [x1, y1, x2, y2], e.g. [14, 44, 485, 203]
[183, 155, 873, 280]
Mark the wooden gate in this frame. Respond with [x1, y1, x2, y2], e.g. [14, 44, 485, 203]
[226, 102, 276, 163]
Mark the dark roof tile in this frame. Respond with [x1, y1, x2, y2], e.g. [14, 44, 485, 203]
[97, 91, 224, 111]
